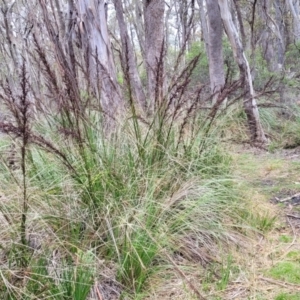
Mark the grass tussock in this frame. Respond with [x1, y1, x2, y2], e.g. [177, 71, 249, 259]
[0, 6, 269, 298]
[0, 107, 247, 299]
[0, 61, 253, 298]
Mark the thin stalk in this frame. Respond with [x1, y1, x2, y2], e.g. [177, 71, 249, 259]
[20, 139, 27, 249]
[19, 60, 30, 267]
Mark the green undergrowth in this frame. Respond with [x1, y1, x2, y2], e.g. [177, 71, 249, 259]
[275, 293, 300, 300]
[260, 104, 300, 150]
[267, 251, 300, 286]
[227, 138, 300, 300]
[287, 251, 300, 262]
[218, 101, 300, 150]
[267, 261, 300, 284]
[0, 108, 256, 299]
[2, 97, 299, 299]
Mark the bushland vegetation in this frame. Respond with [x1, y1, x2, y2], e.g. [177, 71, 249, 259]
[0, 1, 300, 299]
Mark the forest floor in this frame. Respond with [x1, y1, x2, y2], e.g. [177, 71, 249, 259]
[148, 144, 300, 300]
[219, 144, 300, 300]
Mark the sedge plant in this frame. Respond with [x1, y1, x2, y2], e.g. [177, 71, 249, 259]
[0, 12, 259, 300]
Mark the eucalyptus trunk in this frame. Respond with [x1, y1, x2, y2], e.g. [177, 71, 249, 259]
[206, 0, 225, 105]
[76, 0, 124, 125]
[143, 0, 165, 114]
[113, 0, 147, 111]
[286, 0, 300, 42]
[198, 0, 210, 56]
[218, 0, 267, 143]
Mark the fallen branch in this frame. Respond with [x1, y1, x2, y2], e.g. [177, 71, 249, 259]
[257, 103, 286, 109]
[286, 214, 300, 219]
[277, 192, 300, 203]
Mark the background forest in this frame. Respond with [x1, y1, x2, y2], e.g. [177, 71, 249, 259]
[0, 0, 300, 299]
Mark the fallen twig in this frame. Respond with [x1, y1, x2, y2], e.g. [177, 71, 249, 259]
[165, 252, 207, 300]
[259, 276, 300, 290]
[280, 216, 298, 259]
[286, 214, 300, 219]
[95, 285, 103, 300]
[257, 103, 286, 109]
[278, 192, 300, 203]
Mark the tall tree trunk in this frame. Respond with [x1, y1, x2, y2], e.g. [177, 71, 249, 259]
[286, 0, 300, 42]
[198, 0, 210, 56]
[143, 0, 165, 114]
[275, 0, 285, 69]
[1, 1, 21, 72]
[76, 0, 124, 125]
[66, 0, 77, 79]
[123, 0, 146, 63]
[258, 0, 284, 72]
[113, 0, 147, 111]
[179, 0, 189, 49]
[134, 0, 146, 62]
[218, 0, 267, 143]
[275, 0, 286, 103]
[232, 0, 246, 49]
[206, 0, 225, 105]
[165, 2, 173, 57]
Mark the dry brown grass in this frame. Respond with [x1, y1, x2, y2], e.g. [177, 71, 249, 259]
[143, 144, 300, 300]
[218, 145, 300, 300]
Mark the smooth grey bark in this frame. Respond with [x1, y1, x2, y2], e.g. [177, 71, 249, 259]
[275, 0, 285, 68]
[230, 0, 239, 33]
[143, 0, 165, 113]
[206, 0, 225, 105]
[123, 0, 146, 63]
[232, 0, 246, 49]
[218, 0, 267, 143]
[286, 0, 300, 41]
[181, 0, 195, 50]
[260, 0, 285, 72]
[76, 0, 124, 122]
[275, 0, 286, 103]
[113, 0, 147, 111]
[174, 0, 182, 50]
[198, 0, 210, 57]
[283, 3, 294, 46]
[164, 2, 173, 56]
[248, 0, 270, 80]
[134, 0, 146, 61]
[247, 0, 284, 80]
[65, 0, 76, 79]
[179, 0, 189, 48]
[1, 1, 21, 71]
